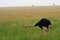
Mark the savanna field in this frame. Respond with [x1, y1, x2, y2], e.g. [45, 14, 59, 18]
[0, 6, 60, 40]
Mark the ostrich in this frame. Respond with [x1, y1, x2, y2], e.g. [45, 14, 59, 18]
[26, 18, 52, 32]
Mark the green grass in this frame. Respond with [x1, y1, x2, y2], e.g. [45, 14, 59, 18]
[0, 6, 60, 40]
[0, 17, 60, 40]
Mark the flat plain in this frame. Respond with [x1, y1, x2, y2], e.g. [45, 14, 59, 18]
[0, 6, 60, 40]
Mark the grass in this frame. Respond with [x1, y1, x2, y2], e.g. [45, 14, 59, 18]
[0, 6, 60, 40]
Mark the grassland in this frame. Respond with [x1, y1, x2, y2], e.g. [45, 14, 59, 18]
[0, 6, 60, 40]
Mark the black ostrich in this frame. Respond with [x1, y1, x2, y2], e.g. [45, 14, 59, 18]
[26, 18, 52, 32]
